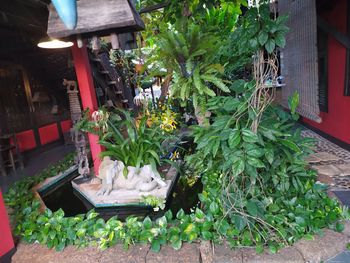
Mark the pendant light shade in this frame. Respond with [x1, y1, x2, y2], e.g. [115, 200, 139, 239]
[37, 37, 74, 49]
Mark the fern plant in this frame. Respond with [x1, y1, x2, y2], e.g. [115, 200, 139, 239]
[153, 21, 230, 125]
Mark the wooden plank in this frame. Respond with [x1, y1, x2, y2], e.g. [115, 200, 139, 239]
[47, 0, 144, 39]
[139, 2, 169, 14]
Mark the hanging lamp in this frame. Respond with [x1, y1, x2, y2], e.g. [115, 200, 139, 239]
[37, 36, 74, 49]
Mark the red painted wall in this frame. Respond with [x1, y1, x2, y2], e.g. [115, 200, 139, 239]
[0, 191, 14, 258]
[304, 0, 350, 144]
[60, 120, 72, 133]
[14, 130, 36, 152]
[39, 123, 60, 145]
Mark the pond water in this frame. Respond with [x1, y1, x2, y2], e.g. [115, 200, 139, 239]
[40, 136, 202, 220]
[40, 170, 202, 220]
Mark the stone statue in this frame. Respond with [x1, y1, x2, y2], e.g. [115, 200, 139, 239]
[97, 157, 167, 196]
[63, 79, 90, 179]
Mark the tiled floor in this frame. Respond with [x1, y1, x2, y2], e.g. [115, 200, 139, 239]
[301, 129, 350, 190]
[0, 144, 75, 193]
[327, 250, 350, 263]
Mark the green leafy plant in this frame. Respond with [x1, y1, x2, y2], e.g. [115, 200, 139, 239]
[141, 195, 166, 211]
[77, 109, 171, 172]
[186, 90, 344, 251]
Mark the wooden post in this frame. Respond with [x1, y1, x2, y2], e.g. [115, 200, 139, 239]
[71, 42, 102, 176]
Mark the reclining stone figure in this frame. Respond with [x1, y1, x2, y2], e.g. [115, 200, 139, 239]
[97, 156, 167, 196]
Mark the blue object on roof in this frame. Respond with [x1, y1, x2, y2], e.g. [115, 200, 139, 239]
[51, 0, 77, 30]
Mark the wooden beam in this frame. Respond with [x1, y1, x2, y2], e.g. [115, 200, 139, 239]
[139, 2, 169, 14]
[48, 0, 145, 39]
[22, 69, 35, 113]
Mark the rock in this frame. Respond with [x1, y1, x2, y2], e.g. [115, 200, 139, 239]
[305, 155, 321, 164]
[312, 165, 341, 177]
[212, 242, 242, 263]
[293, 229, 349, 263]
[100, 244, 150, 263]
[146, 243, 200, 263]
[335, 163, 350, 176]
[313, 152, 340, 162]
[242, 247, 303, 263]
[317, 174, 335, 185]
[200, 240, 213, 263]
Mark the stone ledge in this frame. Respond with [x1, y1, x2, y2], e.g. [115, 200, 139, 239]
[201, 229, 349, 263]
[293, 229, 349, 263]
[12, 243, 102, 263]
[11, 228, 350, 263]
[146, 243, 200, 263]
[99, 244, 150, 263]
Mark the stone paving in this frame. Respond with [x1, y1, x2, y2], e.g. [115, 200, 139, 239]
[301, 129, 350, 190]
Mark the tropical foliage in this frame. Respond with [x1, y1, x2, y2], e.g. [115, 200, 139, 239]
[4, 0, 348, 256]
[77, 109, 169, 170]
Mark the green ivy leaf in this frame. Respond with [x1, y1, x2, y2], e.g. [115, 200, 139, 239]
[258, 31, 268, 45]
[171, 239, 182, 250]
[176, 209, 185, 219]
[265, 39, 275, 54]
[274, 33, 286, 48]
[86, 210, 98, 220]
[304, 234, 314, 240]
[195, 208, 205, 220]
[279, 139, 301, 153]
[256, 245, 264, 254]
[228, 129, 241, 149]
[210, 202, 220, 215]
[201, 231, 213, 240]
[232, 159, 245, 176]
[247, 157, 265, 168]
[246, 200, 258, 217]
[143, 217, 152, 230]
[269, 244, 277, 254]
[151, 239, 161, 252]
[232, 215, 247, 232]
[55, 242, 66, 252]
[242, 128, 258, 143]
[246, 148, 265, 158]
[165, 210, 173, 221]
[336, 222, 345, 232]
[265, 148, 274, 164]
[249, 38, 258, 49]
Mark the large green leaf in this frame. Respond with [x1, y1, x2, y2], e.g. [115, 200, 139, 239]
[279, 139, 301, 153]
[242, 128, 258, 143]
[228, 129, 241, 149]
[232, 159, 245, 176]
[274, 33, 286, 48]
[265, 39, 276, 54]
[258, 31, 268, 45]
